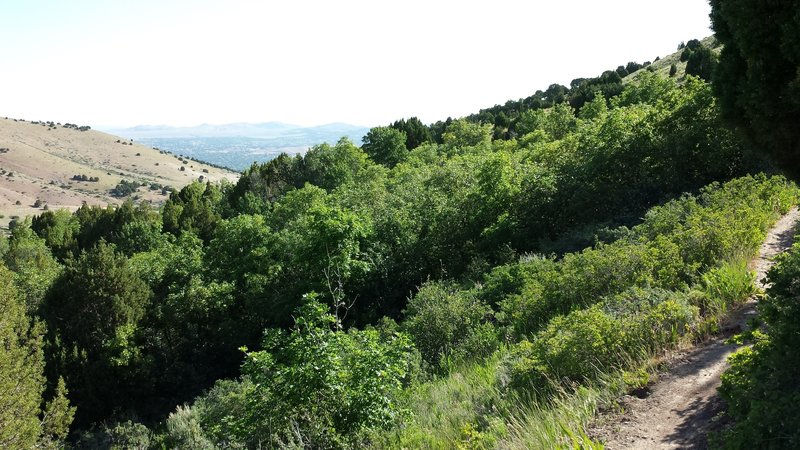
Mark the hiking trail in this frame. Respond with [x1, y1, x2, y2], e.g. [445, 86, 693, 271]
[589, 207, 800, 449]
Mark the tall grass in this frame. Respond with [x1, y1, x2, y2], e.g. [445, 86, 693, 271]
[692, 258, 756, 337]
[500, 380, 618, 449]
[370, 354, 507, 449]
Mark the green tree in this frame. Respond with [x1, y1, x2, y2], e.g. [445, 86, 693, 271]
[390, 117, 431, 149]
[0, 264, 73, 448]
[441, 119, 493, 154]
[362, 126, 408, 167]
[303, 138, 372, 191]
[710, 0, 800, 175]
[516, 102, 576, 140]
[43, 241, 151, 424]
[31, 209, 80, 260]
[685, 45, 717, 81]
[187, 298, 413, 447]
[227, 153, 304, 213]
[162, 181, 224, 241]
[4, 220, 61, 311]
[402, 281, 498, 372]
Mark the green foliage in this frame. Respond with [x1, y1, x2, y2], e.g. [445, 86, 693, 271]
[0, 264, 73, 448]
[227, 153, 305, 213]
[31, 209, 80, 260]
[696, 260, 756, 320]
[3, 219, 61, 311]
[442, 119, 493, 154]
[685, 45, 717, 81]
[711, 0, 800, 176]
[362, 126, 408, 167]
[303, 138, 372, 191]
[163, 405, 216, 449]
[495, 174, 795, 340]
[72, 200, 166, 255]
[162, 181, 224, 241]
[717, 241, 800, 448]
[76, 420, 153, 449]
[516, 102, 576, 140]
[568, 70, 623, 110]
[402, 281, 499, 373]
[505, 290, 697, 390]
[42, 241, 151, 424]
[390, 117, 431, 150]
[174, 299, 414, 448]
[110, 179, 140, 197]
[8, 65, 797, 443]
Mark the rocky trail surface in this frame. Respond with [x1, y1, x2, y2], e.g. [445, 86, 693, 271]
[590, 207, 800, 449]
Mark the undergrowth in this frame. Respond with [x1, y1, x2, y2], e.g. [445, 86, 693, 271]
[366, 174, 797, 449]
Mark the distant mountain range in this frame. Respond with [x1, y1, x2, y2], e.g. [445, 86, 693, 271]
[100, 122, 371, 171]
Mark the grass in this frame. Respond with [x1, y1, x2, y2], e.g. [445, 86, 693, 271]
[692, 258, 757, 338]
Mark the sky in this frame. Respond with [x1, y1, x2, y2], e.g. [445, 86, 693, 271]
[0, 0, 713, 129]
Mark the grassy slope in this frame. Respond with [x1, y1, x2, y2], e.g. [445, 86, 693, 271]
[0, 117, 239, 228]
[624, 35, 720, 84]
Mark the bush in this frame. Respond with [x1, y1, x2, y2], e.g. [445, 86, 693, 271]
[506, 289, 697, 390]
[76, 420, 152, 449]
[179, 299, 414, 448]
[403, 281, 499, 373]
[110, 180, 139, 197]
[717, 242, 800, 448]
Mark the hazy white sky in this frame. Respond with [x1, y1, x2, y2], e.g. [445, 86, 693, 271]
[0, 0, 712, 128]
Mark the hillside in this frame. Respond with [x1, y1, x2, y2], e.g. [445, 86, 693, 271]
[0, 117, 239, 228]
[3, 20, 798, 448]
[624, 35, 720, 83]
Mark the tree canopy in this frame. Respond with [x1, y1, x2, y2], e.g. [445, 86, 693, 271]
[711, 0, 800, 176]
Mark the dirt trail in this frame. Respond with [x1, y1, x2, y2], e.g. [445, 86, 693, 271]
[590, 207, 799, 449]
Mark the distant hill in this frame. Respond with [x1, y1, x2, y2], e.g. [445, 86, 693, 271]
[102, 122, 370, 171]
[0, 117, 239, 229]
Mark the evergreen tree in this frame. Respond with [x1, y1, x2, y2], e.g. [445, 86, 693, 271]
[390, 117, 432, 149]
[43, 242, 150, 424]
[711, 0, 800, 175]
[0, 264, 73, 448]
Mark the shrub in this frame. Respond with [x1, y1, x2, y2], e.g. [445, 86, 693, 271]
[506, 289, 697, 390]
[403, 281, 499, 372]
[717, 242, 800, 448]
[76, 421, 152, 449]
[506, 307, 627, 389]
[181, 299, 414, 448]
[110, 180, 139, 197]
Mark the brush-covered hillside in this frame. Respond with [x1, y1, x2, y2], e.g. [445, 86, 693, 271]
[0, 117, 238, 228]
[1, 17, 798, 449]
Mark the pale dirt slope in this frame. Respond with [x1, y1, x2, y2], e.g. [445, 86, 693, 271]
[0, 117, 239, 228]
[590, 207, 800, 449]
